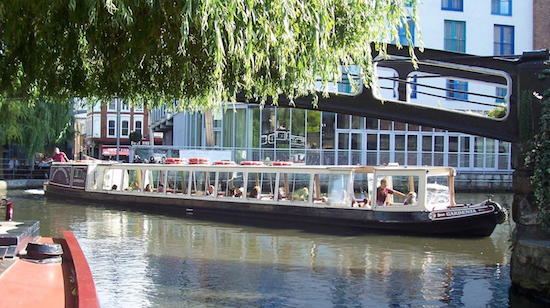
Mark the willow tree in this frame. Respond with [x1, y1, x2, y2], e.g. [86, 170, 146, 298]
[0, 100, 72, 177]
[0, 0, 416, 164]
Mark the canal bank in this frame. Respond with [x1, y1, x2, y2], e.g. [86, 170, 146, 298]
[0, 179, 46, 190]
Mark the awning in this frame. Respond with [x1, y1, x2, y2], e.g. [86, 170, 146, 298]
[102, 147, 130, 156]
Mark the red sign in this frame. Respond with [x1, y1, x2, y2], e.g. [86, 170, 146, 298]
[102, 147, 130, 156]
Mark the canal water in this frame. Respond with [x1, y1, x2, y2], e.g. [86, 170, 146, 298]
[3, 189, 547, 307]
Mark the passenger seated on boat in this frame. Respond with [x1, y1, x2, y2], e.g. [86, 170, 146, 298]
[111, 184, 118, 190]
[157, 184, 164, 193]
[235, 187, 244, 198]
[208, 185, 215, 196]
[145, 184, 152, 192]
[376, 179, 406, 206]
[132, 182, 140, 191]
[248, 186, 261, 199]
[278, 187, 286, 200]
[404, 192, 417, 205]
[300, 187, 309, 201]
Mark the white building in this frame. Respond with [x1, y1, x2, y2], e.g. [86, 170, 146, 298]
[151, 0, 540, 190]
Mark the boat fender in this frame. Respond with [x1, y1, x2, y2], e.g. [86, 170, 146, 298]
[489, 201, 508, 224]
[2, 199, 13, 221]
[240, 161, 264, 166]
[271, 161, 293, 166]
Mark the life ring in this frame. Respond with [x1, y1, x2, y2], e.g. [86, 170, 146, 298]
[165, 157, 186, 164]
[212, 161, 236, 165]
[188, 157, 210, 165]
[271, 161, 293, 166]
[240, 161, 264, 166]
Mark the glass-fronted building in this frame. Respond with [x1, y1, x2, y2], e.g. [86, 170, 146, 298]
[149, 103, 512, 191]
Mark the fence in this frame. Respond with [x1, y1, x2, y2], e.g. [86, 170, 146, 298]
[0, 158, 50, 180]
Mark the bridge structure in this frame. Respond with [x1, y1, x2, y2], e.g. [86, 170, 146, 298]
[245, 45, 550, 301]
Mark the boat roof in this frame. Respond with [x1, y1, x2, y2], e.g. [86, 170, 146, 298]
[54, 161, 455, 175]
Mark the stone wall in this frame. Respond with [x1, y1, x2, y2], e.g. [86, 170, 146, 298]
[510, 135, 550, 301]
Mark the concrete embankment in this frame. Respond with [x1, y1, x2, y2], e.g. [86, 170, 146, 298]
[0, 179, 46, 190]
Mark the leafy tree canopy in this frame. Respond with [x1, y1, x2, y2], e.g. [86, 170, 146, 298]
[0, 0, 417, 111]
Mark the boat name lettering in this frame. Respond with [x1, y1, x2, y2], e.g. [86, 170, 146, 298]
[431, 206, 492, 220]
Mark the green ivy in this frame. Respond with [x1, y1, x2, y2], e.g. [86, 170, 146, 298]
[526, 89, 550, 231]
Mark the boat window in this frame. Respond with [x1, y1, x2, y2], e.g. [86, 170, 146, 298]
[144, 170, 166, 193]
[313, 173, 351, 206]
[90, 170, 99, 190]
[374, 175, 419, 206]
[426, 176, 450, 205]
[353, 172, 374, 206]
[102, 169, 124, 191]
[125, 169, 143, 192]
[166, 170, 189, 195]
[218, 171, 244, 198]
[246, 172, 276, 200]
[277, 172, 311, 202]
[190, 170, 214, 196]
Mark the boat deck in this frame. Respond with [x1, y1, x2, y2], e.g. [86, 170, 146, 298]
[0, 220, 97, 307]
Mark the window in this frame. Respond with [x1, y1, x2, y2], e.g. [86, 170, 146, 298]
[398, 18, 415, 46]
[122, 120, 129, 136]
[108, 120, 115, 137]
[444, 20, 466, 52]
[134, 120, 142, 135]
[446, 80, 468, 101]
[442, 0, 463, 11]
[491, 0, 511, 15]
[494, 25, 514, 56]
[108, 100, 116, 111]
[496, 87, 507, 104]
[409, 75, 418, 99]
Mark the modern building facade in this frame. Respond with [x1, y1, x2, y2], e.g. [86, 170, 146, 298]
[151, 0, 542, 190]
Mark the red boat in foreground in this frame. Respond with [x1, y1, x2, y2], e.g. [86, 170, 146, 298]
[0, 199, 99, 307]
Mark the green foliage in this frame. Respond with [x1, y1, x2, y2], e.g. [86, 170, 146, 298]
[0, 99, 73, 159]
[519, 90, 533, 142]
[486, 104, 507, 119]
[526, 89, 550, 231]
[129, 130, 142, 143]
[0, 0, 417, 111]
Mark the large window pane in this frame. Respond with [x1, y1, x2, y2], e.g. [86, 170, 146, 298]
[251, 107, 261, 148]
[322, 112, 336, 149]
[235, 108, 247, 147]
[223, 109, 234, 147]
[338, 133, 349, 150]
[395, 135, 406, 151]
[337, 114, 350, 129]
[306, 110, 321, 149]
[351, 115, 364, 129]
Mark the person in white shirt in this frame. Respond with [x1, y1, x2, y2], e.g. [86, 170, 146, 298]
[8, 156, 19, 173]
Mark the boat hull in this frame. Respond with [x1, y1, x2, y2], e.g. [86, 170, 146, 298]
[44, 183, 501, 237]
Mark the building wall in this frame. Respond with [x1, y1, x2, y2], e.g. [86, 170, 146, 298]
[533, 0, 550, 50]
[417, 0, 532, 55]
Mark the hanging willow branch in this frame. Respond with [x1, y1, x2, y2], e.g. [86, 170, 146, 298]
[0, 0, 418, 111]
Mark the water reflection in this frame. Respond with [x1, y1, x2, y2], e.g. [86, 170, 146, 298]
[3, 190, 546, 307]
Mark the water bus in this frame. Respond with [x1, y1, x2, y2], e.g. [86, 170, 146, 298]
[0, 199, 99, 307]
[43, 160, 507, 237]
